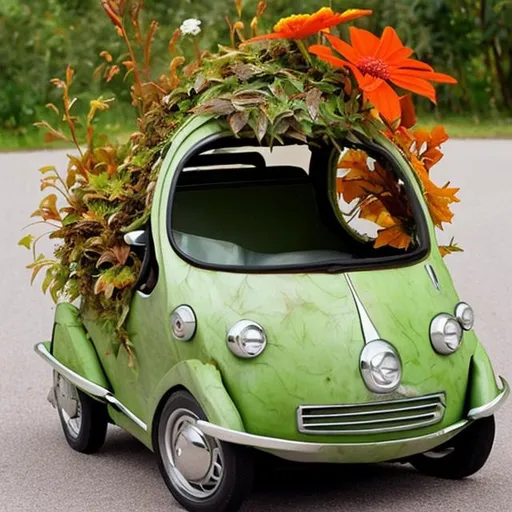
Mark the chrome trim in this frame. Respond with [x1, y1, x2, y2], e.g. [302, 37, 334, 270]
[104, 395, 147, 430]
[344, 275, 379, 343]
[425, 264, 440, 291]
[171, 305, 197, 342]
[124, 230, 147, 247]
[468, 376, 509, 420]
[430, 313, 463, 355]
[297, 393, 444, 435]
[227, 320, 267, 358]
[359, 340, 402, 394]
[454, 302, 474, 331]
[196, 418, 470, 464]
[34, 342, 147, 431]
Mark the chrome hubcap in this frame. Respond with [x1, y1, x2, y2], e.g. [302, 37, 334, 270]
[161, 408, 224, 500]
[54, 372, 82, 439]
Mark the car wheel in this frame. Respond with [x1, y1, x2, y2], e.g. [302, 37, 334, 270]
[410, 415, 495, 479]
[155, 390, 253, 512]
[54, 371, 108, 454]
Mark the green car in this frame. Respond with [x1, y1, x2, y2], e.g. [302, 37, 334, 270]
[35, 117, 509, 512]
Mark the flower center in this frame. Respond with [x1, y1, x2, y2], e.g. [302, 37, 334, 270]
[358, 56, 390, 80]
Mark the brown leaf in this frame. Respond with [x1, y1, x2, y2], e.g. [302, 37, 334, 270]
[192, 98, 236, 116]
[306, 88, 322, 121]
[231, 62, 261, 81]
[229, 111, 249, 135]
[256, 111, 268, 142]
[232, 89, 267, 110]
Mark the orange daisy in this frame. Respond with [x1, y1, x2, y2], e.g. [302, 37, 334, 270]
[245, 7, 372, 43]
[309, 27, 457, 124]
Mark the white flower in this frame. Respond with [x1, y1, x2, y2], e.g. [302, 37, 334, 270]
[180, 18, 202, 36]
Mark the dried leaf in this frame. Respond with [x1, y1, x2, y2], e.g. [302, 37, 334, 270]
[192, 98, 236, 116]
[256, 111, 268, 142]
[229, 111, 249, 135]
[306, 88, 322, 121]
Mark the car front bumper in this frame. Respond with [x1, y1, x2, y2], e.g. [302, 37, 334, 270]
[197, 377, 509, 464]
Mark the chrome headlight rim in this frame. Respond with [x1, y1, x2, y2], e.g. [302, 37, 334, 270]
[360, 340, 402, 394]
[430, 313, 463, 355]
[454, 302, 474, 331]
[227, 320, 267, 359]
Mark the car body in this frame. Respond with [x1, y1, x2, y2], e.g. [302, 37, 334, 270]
[36, 117, 509, 511]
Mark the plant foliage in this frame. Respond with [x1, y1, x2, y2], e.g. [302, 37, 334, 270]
[21, 1, 463, 361]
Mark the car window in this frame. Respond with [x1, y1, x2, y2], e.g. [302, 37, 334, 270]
[168, 139, 427, 272]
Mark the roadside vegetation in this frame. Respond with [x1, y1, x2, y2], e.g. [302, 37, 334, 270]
[1, 0, 511, 151]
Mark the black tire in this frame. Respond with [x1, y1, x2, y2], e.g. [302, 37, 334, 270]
[410, 415, 496, 479]
[54, 372, 108, 454]
[154, 391, 253, 512]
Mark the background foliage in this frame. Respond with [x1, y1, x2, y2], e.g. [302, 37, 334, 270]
[1, 0, 511, 135]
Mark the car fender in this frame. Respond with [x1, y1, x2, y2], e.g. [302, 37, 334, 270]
[51, 303, 110, 390]
[148, 359, 245, 439]
[469, 342, 501, 410]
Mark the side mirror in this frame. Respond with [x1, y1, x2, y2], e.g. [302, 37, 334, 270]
[124, 230, 147, 247]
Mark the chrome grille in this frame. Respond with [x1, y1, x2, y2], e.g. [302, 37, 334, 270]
[297, 393, 445, 435]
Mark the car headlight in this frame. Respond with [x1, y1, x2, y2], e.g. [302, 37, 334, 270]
[227, 320, 267, 358]
[430, 313, 463, 354]
[360, 340, 402, 393]
[455, 302, 474, 331]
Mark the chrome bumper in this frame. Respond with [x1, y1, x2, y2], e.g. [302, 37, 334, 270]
[197, 377, 509, 464]
[36, 340, 508, 464]
[34, 342, 148, 431]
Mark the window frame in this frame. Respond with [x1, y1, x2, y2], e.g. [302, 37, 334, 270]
[166, 134, 431, 274]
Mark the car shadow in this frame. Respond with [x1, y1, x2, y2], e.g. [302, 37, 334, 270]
[244, 455, 478, 511]
[98, 427, 482, 512]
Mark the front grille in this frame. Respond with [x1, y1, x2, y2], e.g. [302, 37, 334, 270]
[297, 393, 446, 435]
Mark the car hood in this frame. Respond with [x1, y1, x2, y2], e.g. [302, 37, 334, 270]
[169, 253, 477, 441]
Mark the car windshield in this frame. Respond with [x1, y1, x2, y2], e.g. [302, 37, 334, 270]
[168, 138, 429, 272]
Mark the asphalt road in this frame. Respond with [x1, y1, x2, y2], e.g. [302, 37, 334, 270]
[1, 141, 511, 512]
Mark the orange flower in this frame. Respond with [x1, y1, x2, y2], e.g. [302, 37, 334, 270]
[245, 7, 372, 43]
[309, 27, 457, 124]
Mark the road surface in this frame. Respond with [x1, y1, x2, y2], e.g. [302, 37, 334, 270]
[1, 141, 511, 511]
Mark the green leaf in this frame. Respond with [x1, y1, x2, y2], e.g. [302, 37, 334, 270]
[18, 234, 34, 250]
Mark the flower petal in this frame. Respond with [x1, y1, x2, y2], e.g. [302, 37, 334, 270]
[390, 74, 437, 103]
[386, 48, 415, 66]
[349, 26, 380, 57]
[339, 9, 373, 23]
[375, 26, 404, 60]
[309, 44, 350, 68]
[244, 32, 288, 44]
[363, 80, 401, 123]
[420, 71, 458, 84]
[395, 58, 434, 71]
[325, 33, 360, 64]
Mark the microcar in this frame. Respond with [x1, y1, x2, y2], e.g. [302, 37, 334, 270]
[36, 117, 509, 512]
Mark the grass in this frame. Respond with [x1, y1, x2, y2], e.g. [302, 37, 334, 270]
[0, 122, 132, 152]
[419, 115, 512, 139]
[1, 114, 511, 152]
